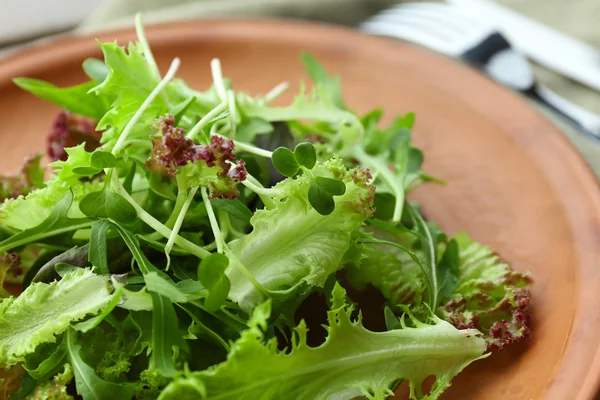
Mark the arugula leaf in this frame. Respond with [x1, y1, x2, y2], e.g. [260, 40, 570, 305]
[210, 198, 252, 224]
[79, 188, 137, 223]
[406, 203, 438, 308]
[24, 338, 67, 382]
[437, 239, 460, 305]
[12, 78, 110, 120]
[89, 220, 111, 275]
[197, 254, 230, 313]
[300, 52, 346, 110]
[66, 328, 135, 400]
[149, 292, 187, 378]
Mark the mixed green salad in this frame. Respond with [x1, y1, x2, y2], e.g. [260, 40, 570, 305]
[0, 17, 533, 400]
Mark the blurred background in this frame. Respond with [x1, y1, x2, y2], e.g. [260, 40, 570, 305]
[1, 0, 599, 175]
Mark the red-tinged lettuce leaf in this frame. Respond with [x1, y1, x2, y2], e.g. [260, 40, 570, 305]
[146, 115, 247, 199]
[0, 153, 45, 203]
[346, 229, 533, 351]
[47, 111, 102, 162]
[436, 233, 533, 351]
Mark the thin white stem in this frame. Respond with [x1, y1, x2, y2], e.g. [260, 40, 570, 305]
[111, 175, 210, 259]
[201, 187, 224, 254]
[187, 102, 227, 141]
[240, 179, 279, 208]
[264, 82, 290, 103]
[227, 89, 238, 137]
[211, 58, 227, 102]
[165, 186, 199, 263]
[135, 13, 160, 80]
[112, 57, 181, 156]
[217, 135, 272, 158]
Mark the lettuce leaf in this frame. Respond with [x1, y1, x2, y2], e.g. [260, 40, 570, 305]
[0, 269, 113, 365]
[159, 284, 486, 400]
[227, 157, 374, 311]
[346, 231, 533, 351]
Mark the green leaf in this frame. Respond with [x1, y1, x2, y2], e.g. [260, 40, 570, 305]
[25, 339, 67, 382]
[171, 97, 196, 123]
[13, 78, 110, 120]
[66, 328, 135, 400]
[0, 269, 113, 365]
[197, 254, 231, 313]
[79, 189, 137, 223]
[210, 198, 252, 223]
[8, 373, 36, 399]
[162, 284, 486, 400]
[148, 172, 177, 201]
[71, 151, 117, 176]
[227, 158, 373, 311]
[72, 289, 123, 333]
[150, 292, 187, 378]
[89, 220, 111, 274]
[0, 189, 92, 254]
[384, 306, 403, 331]
[91, 41, 167, 150]
[437, 239, 460, 305]
[83, 57, 109, 83]
[300, 52, 346, 109]
[406, 203, 438, 308]
[271, 147, 299, 177]
[294, 142, 317, 169]
[308, 177, 346, 216]
[144, 272, 187, 303]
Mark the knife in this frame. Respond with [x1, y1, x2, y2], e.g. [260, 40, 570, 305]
[446, 0, 600, 93]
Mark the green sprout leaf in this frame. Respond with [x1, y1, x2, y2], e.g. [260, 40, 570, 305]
[197, 254, 231, 313]
[71, 151, 117, 176]
[308, 177, 346, 216]
[271, 147, 299, 177]
[294, 142, 317, 169]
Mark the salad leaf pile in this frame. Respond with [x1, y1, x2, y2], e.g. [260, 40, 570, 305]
[0, 16, 533, 400]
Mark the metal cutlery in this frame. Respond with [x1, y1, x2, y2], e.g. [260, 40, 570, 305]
[361, 2, 600, 142]
[447, 0, 600, 93]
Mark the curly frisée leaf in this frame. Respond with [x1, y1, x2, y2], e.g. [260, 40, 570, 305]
[0, 269, 113, 366]
[160, 284, 487, 400]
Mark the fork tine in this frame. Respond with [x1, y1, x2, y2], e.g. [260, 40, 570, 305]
[361, 19, 459, 56]
[367, 9, 467, 40]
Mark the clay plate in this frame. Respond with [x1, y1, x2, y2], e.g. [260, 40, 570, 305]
[1, 19, 600, 400]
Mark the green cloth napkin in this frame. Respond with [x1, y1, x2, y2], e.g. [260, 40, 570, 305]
[78, 0, 600, 176]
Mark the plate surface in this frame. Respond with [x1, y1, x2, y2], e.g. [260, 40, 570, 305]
[1, 19, 600, 400]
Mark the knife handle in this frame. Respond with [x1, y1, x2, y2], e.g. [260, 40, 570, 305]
[525, 84, 600, 141]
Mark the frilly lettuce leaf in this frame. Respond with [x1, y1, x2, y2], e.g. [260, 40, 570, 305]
[0, 269, 113, 365]
[437, 233, 533, 351]
[90, 42, 166, 149]
[346, 230, 533, 351]
[227, 157, 374, 312]
[158, 284, 487, 400]
[0, 180, 101, 231]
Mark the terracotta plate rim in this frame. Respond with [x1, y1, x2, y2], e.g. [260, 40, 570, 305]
[1, 18, 600, 400]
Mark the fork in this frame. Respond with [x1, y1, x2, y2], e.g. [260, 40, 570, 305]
[360, 2, 600, 142]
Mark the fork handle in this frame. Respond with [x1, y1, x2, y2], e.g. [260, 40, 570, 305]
[525, 84, 600, 140]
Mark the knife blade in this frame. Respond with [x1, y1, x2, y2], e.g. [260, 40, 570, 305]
[446, 0, 600, 92]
